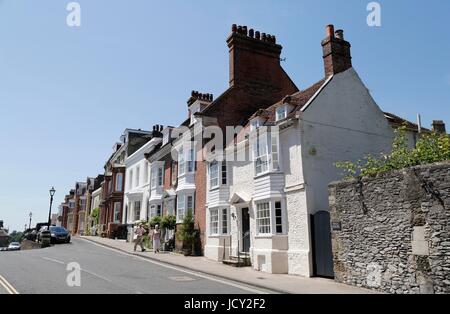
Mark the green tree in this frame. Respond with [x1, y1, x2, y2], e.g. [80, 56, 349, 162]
[336, 125, 450, 178]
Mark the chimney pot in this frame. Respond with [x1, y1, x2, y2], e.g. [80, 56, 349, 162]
[322, 24, 352, 77]
[255, 31, 260, 40]
[262, 33, 267, 41]
[238, 25, 243, 34]
[249, 29, 254, 38]
[243, 26, 248, 36]
[272, 35, 277, 44]
[232, 24, 237, 33]
[326, 24, 335, 38]
[335, 29, 344, 40]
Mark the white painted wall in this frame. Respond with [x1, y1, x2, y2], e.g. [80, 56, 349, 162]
[300, 68, 396, 215]
[123, 137, 162, 223]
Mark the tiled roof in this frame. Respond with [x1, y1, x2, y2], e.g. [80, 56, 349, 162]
[384, 112, 430, 132]
[249, 79, 326, 122]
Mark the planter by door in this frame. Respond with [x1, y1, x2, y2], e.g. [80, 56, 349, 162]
[311, 211, 334, 278]
[241, 208, 250, 253]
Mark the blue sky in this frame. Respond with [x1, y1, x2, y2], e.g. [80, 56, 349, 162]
[0, 0, 449, 232]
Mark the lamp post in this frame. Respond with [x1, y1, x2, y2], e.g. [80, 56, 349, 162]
[48, 187, 56, 228]
[28, 212, 32, 229]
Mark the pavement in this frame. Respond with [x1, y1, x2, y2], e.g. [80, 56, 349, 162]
[0, 238, 269, 294]
[81, 236, 375, 294]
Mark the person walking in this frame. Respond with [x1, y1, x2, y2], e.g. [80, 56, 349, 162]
[134, 223, 146, 252]
[152, 224, 161, 253]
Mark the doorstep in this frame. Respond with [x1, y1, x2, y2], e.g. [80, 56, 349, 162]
[79, 236, 376, 294]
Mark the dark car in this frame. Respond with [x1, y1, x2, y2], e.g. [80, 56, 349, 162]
[49, 226, 71, 244]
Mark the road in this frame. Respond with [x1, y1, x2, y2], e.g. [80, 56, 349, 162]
[0, 238, 269, 294]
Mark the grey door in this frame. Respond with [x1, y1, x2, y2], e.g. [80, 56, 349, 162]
[311, 211, 334, 278]
[241, 208, 250, 253]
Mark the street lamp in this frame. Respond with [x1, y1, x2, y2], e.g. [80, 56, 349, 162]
[47, 187, 56, 228]
[29, 211, 32, 229]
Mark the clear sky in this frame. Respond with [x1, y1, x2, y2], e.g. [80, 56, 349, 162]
[0, 0, 449, 232]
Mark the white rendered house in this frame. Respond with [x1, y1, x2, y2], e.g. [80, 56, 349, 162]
[204, 26, 422, 277]
[123, 132, 163, 225]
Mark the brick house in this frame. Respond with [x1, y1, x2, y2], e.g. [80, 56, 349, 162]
[146, 24, 298, 253]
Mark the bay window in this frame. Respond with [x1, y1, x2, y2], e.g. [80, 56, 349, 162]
[208, 161, 228, 190]
[178, 147, 185, 176]
[187, 149, 195, 172]
[221, 208, 228, 234]
[252, 127, 281, 176]
[209, 208, 229, 236]
[115, 173, 123, 192]
[209, 162, 219, 188]
[149, 204, 162, 218]
[256, 200, 285, 235]
[177, 196, 185, 222]
[114, 202, 122, 223]
[134, 201, 141, 221]
[210, 209, 219, 235]
[187, 195, 194, 214]
[177, 194, 194, 223]
[158, 167, 163, 186]
[151, 166, 163, 188]
[256, 202, 271, 234]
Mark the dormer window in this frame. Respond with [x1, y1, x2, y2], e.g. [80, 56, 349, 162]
[276, 106, 287, 121]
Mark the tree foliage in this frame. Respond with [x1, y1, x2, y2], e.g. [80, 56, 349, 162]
[336, 125, 450, 179]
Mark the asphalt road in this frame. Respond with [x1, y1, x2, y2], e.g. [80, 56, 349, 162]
[0, 238, 268, 294]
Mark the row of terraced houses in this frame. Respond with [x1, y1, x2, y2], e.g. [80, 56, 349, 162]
[57, 24, 446, 278]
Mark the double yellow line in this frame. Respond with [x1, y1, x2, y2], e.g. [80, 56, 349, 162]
[0, 274, 19, 294]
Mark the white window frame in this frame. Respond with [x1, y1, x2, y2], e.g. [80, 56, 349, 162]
[115, 173, 123, 192]
[209, 161, 219, 189]
[113, 202, 121, 223]
[157, 167, 163, 186]
[253, 131, 269, 176]
[210, 209, 219, 235]
[221, 208, 229, 234]
[134, 201, 141, 221]
[178, 147, 185, 177]
[276, 105, 287, 121]
[177, 194, 194, 223]
[177, 196, 185, 223]
[256, 202, 271, 235]
[253, 128, 281, 176]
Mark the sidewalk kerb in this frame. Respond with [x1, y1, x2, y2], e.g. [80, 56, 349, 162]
[79, 236, 290, 294]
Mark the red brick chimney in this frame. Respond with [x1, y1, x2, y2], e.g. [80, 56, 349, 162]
[321, 25, 352, 78]
[227, 24, 287, 87]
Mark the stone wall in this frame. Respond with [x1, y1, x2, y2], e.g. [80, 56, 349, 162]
[329, 161, 450, 294]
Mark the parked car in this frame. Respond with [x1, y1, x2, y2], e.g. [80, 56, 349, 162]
[48, 226, 71, 244]
[0, 247, 8, 252]
[8, 242, 21, 251]
[36, 226, 48, 243]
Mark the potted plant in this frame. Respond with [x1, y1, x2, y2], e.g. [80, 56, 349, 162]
[176, 211, 198, 256]
[161, 215, 176, 251]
